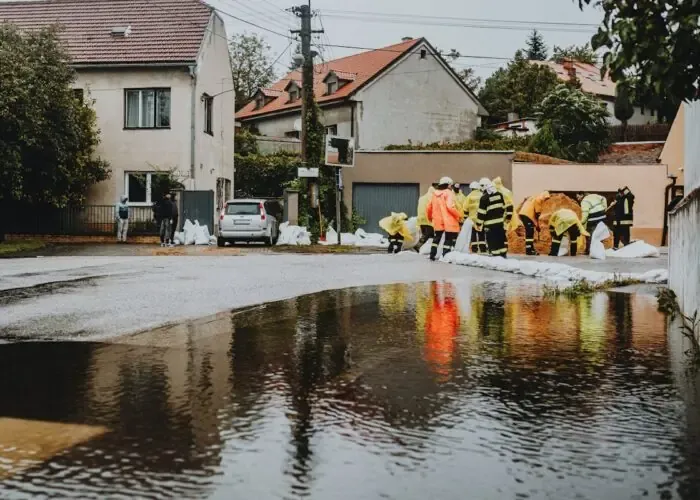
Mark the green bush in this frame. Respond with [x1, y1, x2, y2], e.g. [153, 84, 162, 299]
[233, 152, 301, 199]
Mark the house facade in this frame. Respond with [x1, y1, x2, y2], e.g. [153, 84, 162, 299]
[236, 38, 488, 150]
[0, 0, 234, 220]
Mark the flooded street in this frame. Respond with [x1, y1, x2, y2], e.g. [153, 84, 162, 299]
[0, 281, 698, 499]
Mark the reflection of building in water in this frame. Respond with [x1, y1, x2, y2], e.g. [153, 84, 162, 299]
[424, 282, 459, 382]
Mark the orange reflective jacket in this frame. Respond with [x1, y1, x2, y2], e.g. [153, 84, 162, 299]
[426, 189, 461, 233]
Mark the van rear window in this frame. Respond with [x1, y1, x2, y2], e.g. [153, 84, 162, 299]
[226, 203, 259, 215]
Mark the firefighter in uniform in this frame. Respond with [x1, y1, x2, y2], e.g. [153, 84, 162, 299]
[379, 212, 412, 254]
[612, 186, 635, 248]
[577, 192, 608, 255]
[518, 191, 551, 255]
[548, 208, 588, 257]
[476, 178, 508, 257]
[465, 181, 485, 254]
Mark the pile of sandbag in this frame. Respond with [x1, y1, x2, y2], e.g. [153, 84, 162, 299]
[354, 229, 389, 247]
[277, 222, 311, 246]
[606, 240, 660, 259]
[173, 219, 213, 246]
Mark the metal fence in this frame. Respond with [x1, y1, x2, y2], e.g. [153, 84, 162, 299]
[608, 123, 671, 143]
[6, 204, 159, 235]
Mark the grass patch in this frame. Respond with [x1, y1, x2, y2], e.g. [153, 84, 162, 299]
[543, 275, 643, 299]
[0, 240, 46, 256]
[273, 245, 382, 254]
[656, 288, 700, 360]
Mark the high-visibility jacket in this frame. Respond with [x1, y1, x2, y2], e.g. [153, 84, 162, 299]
[427, 189, 461, 233]
[613, 188, 635, 226]
[493, 177, 514, 223]
[519, 191, 551, 223]
[580, 194, 607, 225]
[549, 208, 589, 237]
[476, 190, 506, 229]
[379, 212, 413, 241]
[465, 189, 483, 224]
[416, 187, 435, 227]
[454, 191, 468, 221]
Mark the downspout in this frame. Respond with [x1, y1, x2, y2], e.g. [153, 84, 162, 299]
[189, 65, 197, 189]
[662, 176, 677, 247]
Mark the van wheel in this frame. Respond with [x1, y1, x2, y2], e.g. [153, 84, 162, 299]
[217, 237, 225, 247]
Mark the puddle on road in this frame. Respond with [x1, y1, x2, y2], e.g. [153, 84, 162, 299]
[0, 282, 699, 499]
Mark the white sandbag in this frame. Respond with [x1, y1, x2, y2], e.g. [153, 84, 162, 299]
[454, 220, 473, 253]
[402, 217, 421, 250]
[558, 236, 570, 256]
[589, 222, 610, 260]
[321, 227, 357, 246]
[209, 235, 217, 245]
[354, 228, 389, 248]
[194, 221, 209, 245]
[605, 240, 660, 259]
[419, 240, 432, 255]
[277, 222, 311, 246]
[183, 219, 196, 245]
[173, 232, 184, 245]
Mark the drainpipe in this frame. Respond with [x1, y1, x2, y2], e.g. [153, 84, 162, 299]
[662, 175, 677, 247]
[189, 65, 197, 189]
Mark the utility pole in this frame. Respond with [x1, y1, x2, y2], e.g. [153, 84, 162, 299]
[291, 1, 323, 235]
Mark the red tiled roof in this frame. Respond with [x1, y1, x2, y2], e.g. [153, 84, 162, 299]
[531, 61, 615, 98]
[0, 0, 212, 64]
[330, 70, 357, 81]
[236, 38, 423, 120]
[260, 88, 283, 97]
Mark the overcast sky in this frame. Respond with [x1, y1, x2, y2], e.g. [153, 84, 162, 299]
[208, 0, 603, 81]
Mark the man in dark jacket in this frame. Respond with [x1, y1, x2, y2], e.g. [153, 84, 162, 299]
[613, 186, 635, 248]
[156, 194, 176, 246]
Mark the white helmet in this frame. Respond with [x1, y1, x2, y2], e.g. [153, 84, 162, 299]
[439, 176, 454, 186]
[479, 177, 492, 190]
[469, 181, 480, 190]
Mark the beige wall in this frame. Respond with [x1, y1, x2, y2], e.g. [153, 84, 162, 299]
[343, 151, 513, 208]
[659, 104, 685, 184]
[252, 105, 353, 140]
[512, 162, 668, 244]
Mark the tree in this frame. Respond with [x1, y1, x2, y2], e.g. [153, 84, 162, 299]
[0, 23, 110, 236]
[441, 49, 482, 92]
[532, 84, 611, 162]
[551, 43, 597, 65]
[525, 30, 548, 61]
[478, 50, 560, 123]
[614, 82, 635, 140]
[229, 33, 276, 111]
[578, 0, 700, 103]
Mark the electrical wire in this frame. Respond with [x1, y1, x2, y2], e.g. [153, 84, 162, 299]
[222, 0, 291, 32]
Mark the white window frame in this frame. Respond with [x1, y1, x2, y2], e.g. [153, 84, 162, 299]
[124, 88, 171, 129]
[124, 172, 170, 206]
[203, 94, 214, 135]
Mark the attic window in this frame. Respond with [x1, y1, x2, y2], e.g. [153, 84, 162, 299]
[289, 88, 300, 102]
[327, 79, 338, 95]
[255, 95, 265, 110]
[111, 25, 131, 37]
[420, 48, 427, 59]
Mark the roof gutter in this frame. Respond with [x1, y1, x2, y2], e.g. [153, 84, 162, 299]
[237, 97, 347, 121]
[71, 61, 196, 69]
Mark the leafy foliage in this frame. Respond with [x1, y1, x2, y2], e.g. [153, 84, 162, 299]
[578, 0, 700, 103]
[528, 122, 564, 159]
[0, 23, 110, 208]
[614, 82, 635, 138]
[551, 43, 597, 64]
[234, 129, 260, 156]
[385, 136, 531, 151]
[534, 84, 611, 162]
[233, 152, 300, 199]
[525, 30, 548, 61]
[478, 51, 560, 123]
[441, 49, 482, 92]
[229, 33, 276, 111]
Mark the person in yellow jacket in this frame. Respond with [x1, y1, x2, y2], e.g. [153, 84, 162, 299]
[452, 183, 468, 224]
[492, 177, 514, 228]
[576, 192, 608, 255]
[548, 208, 589, 257]
[416, 186, 436, 250]
[465, 181, 486, 254]
[518, 191, 551, 256]
[379, 212, 413, 254]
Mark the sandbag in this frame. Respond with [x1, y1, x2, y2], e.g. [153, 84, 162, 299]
[558, 236, 570, 256]
[606, 240, 660, 259]
[589, 222, 610, 260]
[355, 229, 388, 247]
[454, 220, 473, 253]
[277, 222, 311, 246]
[402, 217, 421, 250]
[173, 232, 184, 245]
[183, 219, 196, 245]
[194, 221, 209, 245]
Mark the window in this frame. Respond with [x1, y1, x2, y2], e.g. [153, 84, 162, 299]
[285, 131, 300, 139]
[289, 89, 300, 102]
[124, 172, 171, 205]
[326, 124, 338, 136]
[255, 95, 264, 110]
[73, 88, 84, 103]
[327, 80, 338, 95]
[203, 94, 214, 135]
[226, 202, 260, 215]
[125, 88, 171, 128]
[420, 48, 427, 59]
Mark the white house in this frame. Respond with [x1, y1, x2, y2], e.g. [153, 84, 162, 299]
[0, 0, 234, 217]
[236, 38, 488, 150]
[533, 60, 657, 126]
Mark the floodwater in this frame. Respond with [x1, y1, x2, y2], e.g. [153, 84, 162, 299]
[0, 281, 699, 499]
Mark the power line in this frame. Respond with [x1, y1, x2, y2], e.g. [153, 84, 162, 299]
[222, 0, 291, 32]
[323, 8, 600, 27]
[206, 1, 293, 39]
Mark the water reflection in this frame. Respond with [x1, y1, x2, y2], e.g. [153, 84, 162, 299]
[0, 282, 697, 499]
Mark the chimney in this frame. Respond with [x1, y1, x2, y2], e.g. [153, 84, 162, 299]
[562, 59, 576, 80]
[401, 36, 413, 42]
[507, 112, 519, 123]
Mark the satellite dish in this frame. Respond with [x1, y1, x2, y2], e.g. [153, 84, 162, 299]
[293, 118, 302, 132]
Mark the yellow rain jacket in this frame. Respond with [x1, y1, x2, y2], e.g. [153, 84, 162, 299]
[454, 191, 468, 222]
[548, 208, 589, 237]
[493, 177, 515, 229]
[416, 187, 435, 227]
[465, 188, 483, 224]
[580, 194, 607, 225]
[519, 191, 551, 223]
[379, 212, 413, 241]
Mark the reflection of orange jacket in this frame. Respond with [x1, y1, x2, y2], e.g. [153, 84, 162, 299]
[426, 189, 461, 232]
[425, 287, 459, 380]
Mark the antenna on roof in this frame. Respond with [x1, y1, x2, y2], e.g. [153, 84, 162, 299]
[110, 26, 132, 37]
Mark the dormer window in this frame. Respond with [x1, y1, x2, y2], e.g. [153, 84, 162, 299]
[327, 79, 338, 95]
[322, 70, 355, 96]
[289, 88, 300, 102]
[284, 81, 301, 103]
[255, 95, 264, 110]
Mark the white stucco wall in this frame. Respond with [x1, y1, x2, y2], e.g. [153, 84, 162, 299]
[253, 105, 352, 140]
[353, 42, 481, 149]
[194, 14, 234, 209]
[604, 101, 656, 126]
[76, 68, 193, 205]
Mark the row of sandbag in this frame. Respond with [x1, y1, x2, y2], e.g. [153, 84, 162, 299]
[173, 219, 217, 246]
[277, 222, 396, 247]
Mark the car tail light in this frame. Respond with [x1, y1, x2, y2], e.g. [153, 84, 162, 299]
[219, 209, 225, 221]
[259, 203, 266, 221]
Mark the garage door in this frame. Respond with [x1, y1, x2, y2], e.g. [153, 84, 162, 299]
[352, 183, 420, 233]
